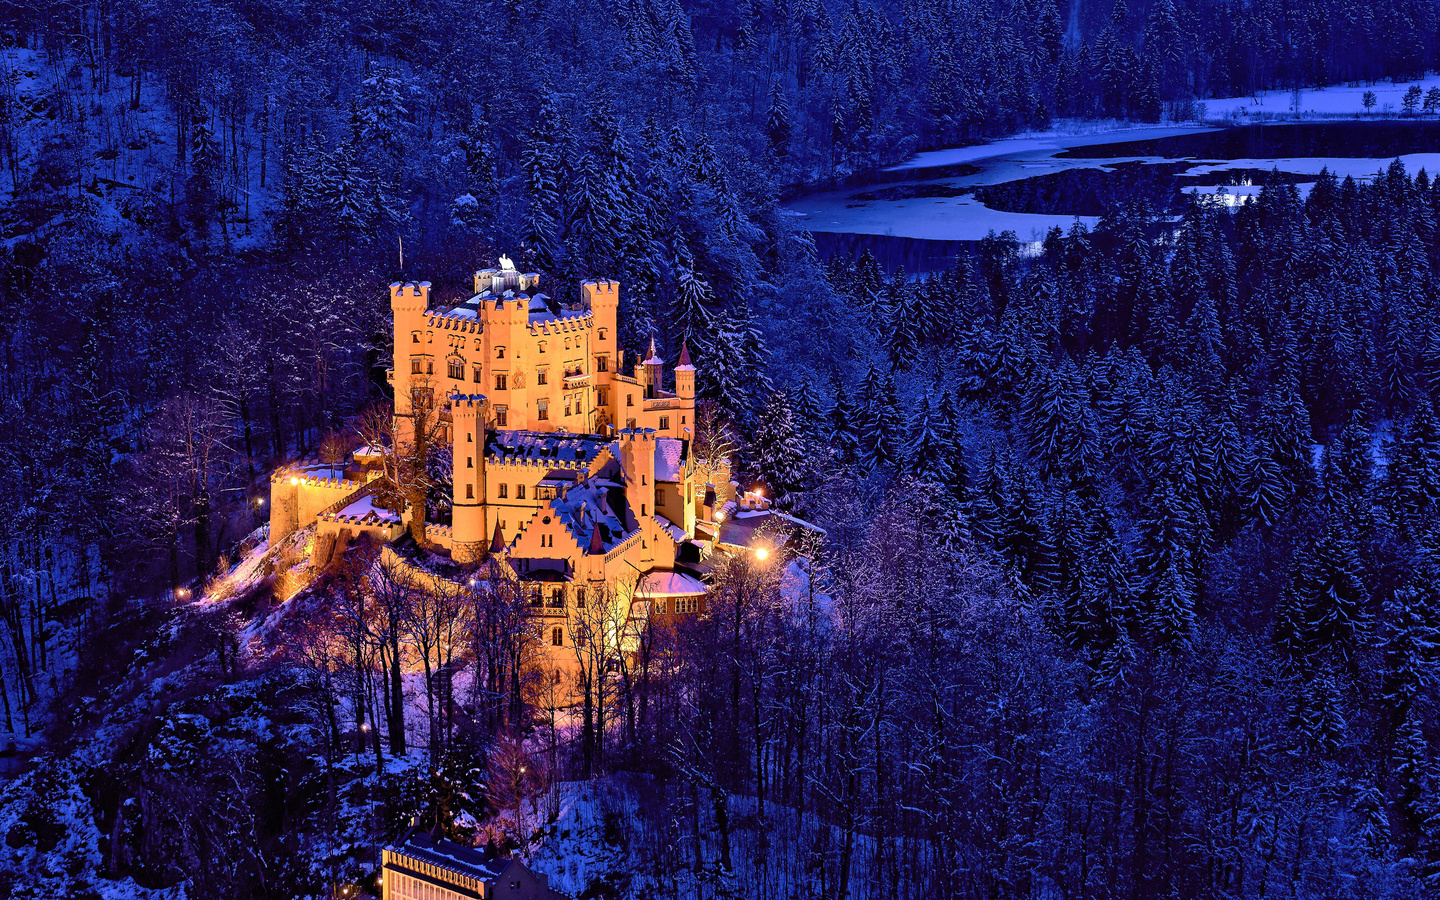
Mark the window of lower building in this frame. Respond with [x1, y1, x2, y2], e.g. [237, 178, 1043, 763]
[576, 587, 586, 608]
[537, 399, 549, 421]
[552, 627, 563, 646]
[659, 415, 670, 430]
[675, 597, 700, 614]
[549, 588, 564, 608]
[652, 599, 666, 614]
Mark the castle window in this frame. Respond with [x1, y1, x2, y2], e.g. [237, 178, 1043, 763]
[467, 432, 472, 442]
[517, 484, 526, 499]
[564, 397, 572, 417]
[411, 331, 420, 344]
[551, 627, 563, 647]
[597, 387, 608, 406]
[537, 399, 549, 421]
[427, 360, 434, 374]
[496, 346, 506, 359]
[466, 484, 474, 499]
[576, 587, 586, 608]
[473, 365, 482, 383]
[495, 406, 508, 427]
[498, 484, 508, 499]
[549, 588, 563, 608]
[447, 358, 464, 379]
[626, 418, 636, 429]
[659, 416, 670, 430]
[538, 340, 548, 353]
[657, 491, 665, 507]
[681, 415, 687, 424]
[597, 356, 607, 372]
[599, 328, 607, 341]
[411, 358, 423, 374]
[627, 394, 634, 407]
[495, 373, 507, 391]
[467, 456, 473, 468]
[537, 369, 547, 386]
[641, 504, 646, 516]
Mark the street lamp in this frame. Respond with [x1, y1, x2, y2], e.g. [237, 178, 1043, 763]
[754, 547, 769, 562]
[290, 476, 300, 486]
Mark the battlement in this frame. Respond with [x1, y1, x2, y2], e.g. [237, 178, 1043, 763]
[616, 427, 657, 443]
[448, 393, 488, 411]
[270, 469, 367, 492]
[390, 281, 431, 308]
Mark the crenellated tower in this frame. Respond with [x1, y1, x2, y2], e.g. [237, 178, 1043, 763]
[450, 394, 488, 563]
[390, 280, 431, 449]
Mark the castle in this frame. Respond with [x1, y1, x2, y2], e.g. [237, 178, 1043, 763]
[267, 257, 814, 659]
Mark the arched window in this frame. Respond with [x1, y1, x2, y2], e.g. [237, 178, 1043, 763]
[551, 627, 563, 646]
[447, 357, 464, 379]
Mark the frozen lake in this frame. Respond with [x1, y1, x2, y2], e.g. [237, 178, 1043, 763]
[786, 121, 1440, 271]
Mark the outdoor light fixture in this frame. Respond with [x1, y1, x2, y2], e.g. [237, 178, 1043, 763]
[290, 476, 299, 485]
[755, 547, 769, 561]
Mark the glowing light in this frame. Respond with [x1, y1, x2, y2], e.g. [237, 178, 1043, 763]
[289, 476, 299, 486]
[755, 547, 769, 561]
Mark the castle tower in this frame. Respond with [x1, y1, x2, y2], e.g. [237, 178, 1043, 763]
[642, 335, 664, 399]
[675, 339, 696, 402]
[481, 286, 530, 430]
[390, 281, 431, 449]
[451, 395, 488, 563]
[584, 280, 620, 429]
[619, 429, 657, 521]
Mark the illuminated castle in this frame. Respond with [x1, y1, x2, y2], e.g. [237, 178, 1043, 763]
[267, 258, 812, 656]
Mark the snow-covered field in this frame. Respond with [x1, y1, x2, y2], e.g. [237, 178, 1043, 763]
[1205, 74, 1440, 121]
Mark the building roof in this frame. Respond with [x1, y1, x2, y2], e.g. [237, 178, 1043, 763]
[387, 827, 509, 881]
[487, 430, 609, 467]
[655, 438, 685, 482]
[717, 508, 826, 550]
[636, 569, 708, 597]
[547, 475, 635, 552]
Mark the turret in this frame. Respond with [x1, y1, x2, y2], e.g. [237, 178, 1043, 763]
[642, 335, 663, 399]
[674, 339, 696, 403]
[390, 281, 431, 449]
[450, 394, 488, 563]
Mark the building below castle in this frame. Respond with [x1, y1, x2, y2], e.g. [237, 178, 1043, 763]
[382, 826, 565, 900]
[267, 258, 820, 670]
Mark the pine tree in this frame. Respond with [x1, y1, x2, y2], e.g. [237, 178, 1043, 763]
[857, 365, 897, 471]
[766, 82, 792, 158]
[1276, 528, 1371, 669]
[1135, 488, 1198, 652]
[753, 390, 810, 511]
[826, 385, 863, 466]
[906, 392, 951, 483]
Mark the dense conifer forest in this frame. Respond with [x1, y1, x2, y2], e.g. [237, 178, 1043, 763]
[5, 0, 1440, 897]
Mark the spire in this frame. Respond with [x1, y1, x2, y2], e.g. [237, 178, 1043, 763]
[644, 332, 663, 366]
[489, 520, 506, 555]
[589, 523, 605, 555]
[676, 338, 694, 370]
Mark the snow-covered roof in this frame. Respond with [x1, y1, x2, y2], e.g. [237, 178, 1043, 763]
[487, 430, 609, 467]
[547, 475, 634, 552]
[718, 508, 825, 549]
[636, 570, 708, 597]
[387, 828, 508, 881]
[655, 437, 684, 481]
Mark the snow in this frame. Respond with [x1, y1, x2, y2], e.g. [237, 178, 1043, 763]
[1204, 75, 1440, 121]
[634, 570, 707, 597]
[337, 494, 401, 523]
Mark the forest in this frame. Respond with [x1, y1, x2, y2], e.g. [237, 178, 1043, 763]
[4, 0, 1440, 897]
